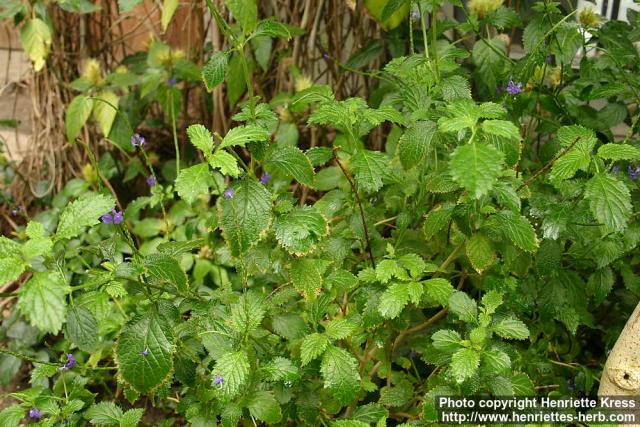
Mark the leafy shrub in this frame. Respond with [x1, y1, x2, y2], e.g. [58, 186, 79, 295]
[2, 0, 640, 425]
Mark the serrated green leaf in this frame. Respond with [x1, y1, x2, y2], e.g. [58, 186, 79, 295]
[375, 259, 399, 284]
[212, 350, 250, 400]
[441, 75, 472, 101]
[290, 258, 331, 300]
[17, 272, 70, 334]
[229, 292, 265, 335]
[597, 144, 640, 161]
[120, 408, 144, 427]
[378, 282, 409, 319]
[350, 149, 391, 192]
[66, 305, 98, 352]
[265, 144, 315, 186]
[187, 124, 213, 153]
[247, 391, 282, 424]
[0, 406, 26, 427]
[481, 290, 503, 315]
[321, 346, 360, 405]
[262, 357, 300, 381]
[325, 318, 357, 340]
[379, 380, 413, 407]
[144, 254, 188, 293]
[424, 278, 455, 306]
[85, 402, 123, 426]
[493, 211, 538, 252]
[92, 91, 119, 137]
[208, 150, 240, 177]
[220, 125, 269, 149]
[466, 234, 496, 273]
[432, 329, 463, 353]
[492, 317, 530, 340]
[115, 314, 176, 394]
[449, 143, 504, 198]
[254, 18, 291, 39]
[481, 120, 520, 141]
[202, 51, 228, 91]
[448, 291, 478, 323]
[66, 95, 94, 143]
[481, 348, 511, 373]
[301, 333, 329, 365]
[450, 348, 480, 383]
[584, 174, 632, 232]
[398, 121, 438, 169]
[175, 163, 211, 203]
[56, 193, 115, 240]
[219, 179, 272, 256]
[0, 257, 25, 286]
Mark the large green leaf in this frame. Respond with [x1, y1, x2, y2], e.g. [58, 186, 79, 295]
[274, 206, 328, 255]
[175, 163, 211, 204]
[289, 258, 332, 299]
[378, 282, 409, 319]
[65, 305, 98, 352]
[66, 95, 94, 143]
[224, 0, 257, 33]
[320, 346, 361, 405]
[92, 91, 119, 137]
[202, 51, 228, 91]
[211, 350, 250, 400]
[398, 121, 438, 170]
[493, 211, 538, 252]
[187, 124, 214, 154]
[450, 348, 480, 383]
[56, 192, 115, 240]
[449, 143, 504, 198]
[350, 149, 391, 192]
[584, 174, 632, 231]
[597, 143, 640, 161]
[247, 391, 282, 424]
[448, 291, 477, 323]
[208, 150, 240, 177]
[492, 317, 530, 340]
[219, 179, 272, 256]
[144, 254, 189, 293]
[220, 125, 270, 149]
[0, 257, 25, 286]
[17, 272, 70, 334]
[301, 333, 329, 365]
[264, 144, 315, 186]
[466, 233, 496, 273]
[115, 313, 176, 394]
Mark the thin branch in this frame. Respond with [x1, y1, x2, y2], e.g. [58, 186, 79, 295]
[332, 147, 375, 267]
[516, 136, 581, 192]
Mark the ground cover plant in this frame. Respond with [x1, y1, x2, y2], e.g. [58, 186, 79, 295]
[2, 0, 640, 425]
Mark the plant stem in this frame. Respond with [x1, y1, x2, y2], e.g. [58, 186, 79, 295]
[431, 8, 440, 83]
[332, 148, 375, 267]
[516, 136, 581, 191]
[169, 90, 180, 176]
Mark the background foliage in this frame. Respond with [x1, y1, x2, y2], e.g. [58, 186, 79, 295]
[1, 0, 640, 425]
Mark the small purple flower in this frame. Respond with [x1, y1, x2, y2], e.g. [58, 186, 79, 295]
[214, 375, 224, 386]
[147, 175, 156, 186]
[29, 408, 42, 420]
[130, 133, 146, 148]
[628, 165, 640, 180]
[140, 348, 149, 357]
[322, 53, 329, 60]
[60, 353, 76, 370]
[223, 188, 235, 200]
[506, 77, 523, 95]
[545, 54, 554, 65]
[101, 209, 124, 225]
[167, 77, 177, 86]
[260, 172, 271, 185]
[410, 9, 421, 21]
[612, 165, 620, 173]
[11, 208, 18, 216]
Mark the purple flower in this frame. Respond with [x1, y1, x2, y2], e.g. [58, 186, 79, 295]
[147, 175, 156, 186]
[28, 408, 42, 420]
[260, 172, 271, 185]
[628, 165, 640, 180]
[140, 348, 149, 357]
[167, 77, 177, 86]
[101, 209, 124, 225]
[11, 208, 18, 216]
[322, 53, 329, 60]
[60, 353, 76, 370]
[545, 55, 554, 65]
[410, 10, 421, 21]
[130, 133, 146, 148]
[506, 77, 523, 95]
[612, 165, 620, 173]
[214, 375, 224, 385]
[223, 188, 235, 200]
